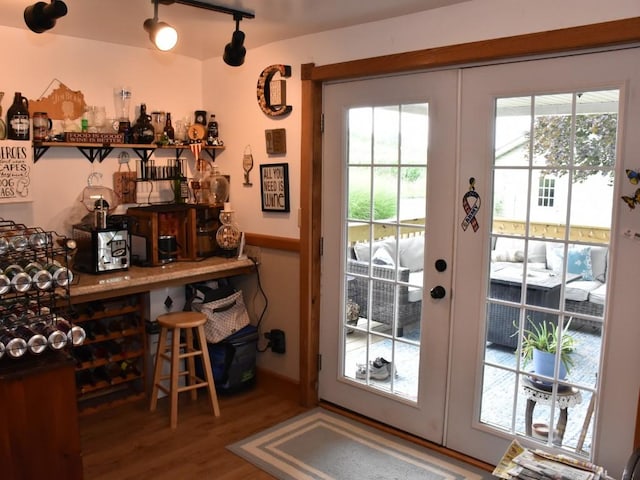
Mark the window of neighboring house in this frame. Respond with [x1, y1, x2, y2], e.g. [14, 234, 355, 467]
[537, 177, 555, 207]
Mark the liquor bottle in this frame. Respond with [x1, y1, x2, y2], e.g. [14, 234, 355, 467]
[173, 159, 188, 204]
[163, 112, 175, 141]
[6, 92, 30, 140]
[132, 103, 155, 144]
[206, 114, 218, 145]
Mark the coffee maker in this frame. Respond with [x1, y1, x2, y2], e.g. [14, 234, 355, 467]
[72, 215, 130, 274]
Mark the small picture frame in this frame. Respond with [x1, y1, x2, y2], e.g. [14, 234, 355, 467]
[260, 163, 290, 212]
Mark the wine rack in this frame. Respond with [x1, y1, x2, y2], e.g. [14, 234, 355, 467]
[69, 294, 147, 415]
[0, 218, 77, 363]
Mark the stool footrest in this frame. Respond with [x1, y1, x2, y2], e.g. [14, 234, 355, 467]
[177, 381, 208, 393]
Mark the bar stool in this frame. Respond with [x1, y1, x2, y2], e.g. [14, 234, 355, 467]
[150, 311, 220, 428]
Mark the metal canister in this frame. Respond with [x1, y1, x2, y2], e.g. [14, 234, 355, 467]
[0, 273, 10, 295]
[45, 261, 74, 287]
[0, 237, 9, 255]
[0, 328, 27, 358]
[14, 325, 48, 354]
[4, 264, 31, 293]
[54, 316, 86, 346]
[8, 233, 28, 252]
[32, 322, 67, 350]
[24, 262, 53, 291]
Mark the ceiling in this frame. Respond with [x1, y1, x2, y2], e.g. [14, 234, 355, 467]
[0, 0, 469, 60]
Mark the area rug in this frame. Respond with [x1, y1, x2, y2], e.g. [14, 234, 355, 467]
[227, 408, 494, 480]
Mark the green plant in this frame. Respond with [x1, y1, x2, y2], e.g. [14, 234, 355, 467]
[519, 319, 576, 373]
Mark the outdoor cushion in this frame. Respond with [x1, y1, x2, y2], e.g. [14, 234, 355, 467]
[408, 271, 424, 303]
[565, 280, 602, 302]
[589, 283, 607, 305]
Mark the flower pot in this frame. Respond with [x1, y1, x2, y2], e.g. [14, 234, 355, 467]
[533, 349, 567, 379]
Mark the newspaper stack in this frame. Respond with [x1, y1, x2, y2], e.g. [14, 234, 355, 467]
[493, 440, 611, 480]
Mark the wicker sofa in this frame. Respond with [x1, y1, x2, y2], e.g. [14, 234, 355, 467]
[347, 236, 424, 337]
[487, 238, 607, 349]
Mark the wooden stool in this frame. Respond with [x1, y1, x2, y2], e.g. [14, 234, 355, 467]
[150, 311, 220, 428]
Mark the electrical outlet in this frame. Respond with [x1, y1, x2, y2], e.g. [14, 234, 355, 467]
[265, 329, 285, 354]
[244, 245, 262, 264]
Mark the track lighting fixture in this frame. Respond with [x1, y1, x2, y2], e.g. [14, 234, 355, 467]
[223, 15, 246, 67]
[159, 0, 254, 65]
[24, 0, 67, 34]
[144, 0, 178, 51]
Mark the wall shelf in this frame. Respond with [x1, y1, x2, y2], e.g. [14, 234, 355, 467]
[33, 141, 224, 163]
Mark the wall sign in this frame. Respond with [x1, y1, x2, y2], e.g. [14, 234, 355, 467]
[260, 163, 290, 212]
[265, 128, 286, 155]
[30, 79, 87, 120]
[256, 64, 292, 117]
[0, 140, 33, 203]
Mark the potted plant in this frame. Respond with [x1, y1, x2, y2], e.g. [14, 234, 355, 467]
[520, 319, 576, 379]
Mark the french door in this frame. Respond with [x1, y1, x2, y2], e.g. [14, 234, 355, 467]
[319, 69, 458, 442]
[319, 47, 640, 475]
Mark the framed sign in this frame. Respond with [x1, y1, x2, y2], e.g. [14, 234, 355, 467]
[260, 163, 290, 212]
[0, 140, 33, 204]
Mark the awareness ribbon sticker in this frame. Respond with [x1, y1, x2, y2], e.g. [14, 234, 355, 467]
[461, 177, 481, 232]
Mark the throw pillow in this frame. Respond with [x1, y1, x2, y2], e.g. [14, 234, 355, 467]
[371, 245, 395, 266]
[567, 246, 594, 281]
[547, 244, 594, 280]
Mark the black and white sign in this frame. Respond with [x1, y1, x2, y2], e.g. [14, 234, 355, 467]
[260, 163, 290, 212]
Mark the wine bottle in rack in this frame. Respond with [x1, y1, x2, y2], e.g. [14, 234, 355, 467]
[23, 261, 54, 291]
[44, 260, 74, 287]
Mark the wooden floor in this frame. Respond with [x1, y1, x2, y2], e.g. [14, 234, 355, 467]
[79, 381, 309, 480]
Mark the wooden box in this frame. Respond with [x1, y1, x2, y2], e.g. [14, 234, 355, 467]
[126, 204, 197, 266]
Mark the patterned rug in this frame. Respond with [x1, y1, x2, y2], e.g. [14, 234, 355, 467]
[228, 408, 493, 480]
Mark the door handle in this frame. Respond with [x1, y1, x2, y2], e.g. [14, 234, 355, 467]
[430, 285, 446, 299]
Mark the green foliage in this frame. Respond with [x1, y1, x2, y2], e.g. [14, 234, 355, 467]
[348, 187, 397, 220]
[529, 113, 617, 182]
[519, 319, 576, 373]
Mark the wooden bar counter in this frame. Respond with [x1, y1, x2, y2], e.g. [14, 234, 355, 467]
[68, 256, 255, 303]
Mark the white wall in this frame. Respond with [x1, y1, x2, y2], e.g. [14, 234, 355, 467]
[0, 27, 201, 234]
[202, 0, 640, 237]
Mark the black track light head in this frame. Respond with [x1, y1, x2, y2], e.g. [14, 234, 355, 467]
[24, 0, 67, 34]
[223, 19, 246, 67]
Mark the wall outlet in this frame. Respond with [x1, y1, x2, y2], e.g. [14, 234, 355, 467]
[244, 245, 262, 264]
[265, 329, 285, 354]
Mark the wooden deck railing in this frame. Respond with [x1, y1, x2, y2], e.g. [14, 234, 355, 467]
[347, 218, 610, 245]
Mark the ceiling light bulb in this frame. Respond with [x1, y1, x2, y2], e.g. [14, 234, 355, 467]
[154, 22, 178, 51]
[144, 18, 178, 51]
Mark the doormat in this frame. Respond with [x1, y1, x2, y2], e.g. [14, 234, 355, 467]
[227, 408, 494, 480]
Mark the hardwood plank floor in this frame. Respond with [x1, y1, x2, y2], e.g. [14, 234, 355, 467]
[79, 382, 308, 480]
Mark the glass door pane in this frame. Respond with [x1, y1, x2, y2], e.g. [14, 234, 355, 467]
[481, 89, 616, 455]
[344, 103, 427, 401]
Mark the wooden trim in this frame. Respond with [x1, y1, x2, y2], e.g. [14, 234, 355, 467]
[244, 232, 299, 252]
[302, 17, 640, 82]
[299, 76, 324, 407]
[256, 367, 300, 403]
[298, 16, 640, 417]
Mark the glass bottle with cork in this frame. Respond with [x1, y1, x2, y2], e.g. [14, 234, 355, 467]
[163, 112, 175, 142]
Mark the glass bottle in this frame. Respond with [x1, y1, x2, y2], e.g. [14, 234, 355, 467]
[133, 103, 155, 144]
[172, 159, 188, 204]
[6, 92, 30, 140]
[216, 207, 241, 253]
[208, 164, 229, 206]
[206, 114, 218, 145]
[163, 112, 175, 141]
[0, 328, 27, 358]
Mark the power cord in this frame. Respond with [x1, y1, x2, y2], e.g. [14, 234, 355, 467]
[248, 256, 271, 352]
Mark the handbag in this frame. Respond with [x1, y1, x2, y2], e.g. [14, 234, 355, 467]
[191, 289, 250, 344]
